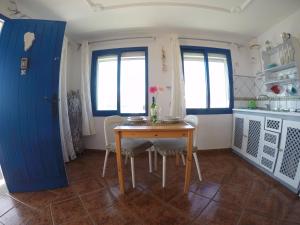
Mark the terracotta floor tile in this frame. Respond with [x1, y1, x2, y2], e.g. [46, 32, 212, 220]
[149, 181, 185, 202]
[50, 186, 77, 203]
[80, 188, 117, 212]
[90, 204, 142, 225]
[190, 181, 221, 199]
[8, 192, 34, 205]
[51, 197, 88, 225]
[245, 187, 293, 220]
[25, 207, 53, 225]
[60, 216, 94, 225]
[23, 190, 59, 209]
[71, 178, 104, 195]
[277, 221, 300, 225]
[148, 207, 191, 225]
[202, 170, 227, 184]
[1, 150, 299, 225]
[238, 211, 277, 225]
[130, 192, 164, 218]
[169, 192, 210, 219]
[283, 199, 300, 223]
[193, 201, 241, 225]
[213, 183, 250, 208]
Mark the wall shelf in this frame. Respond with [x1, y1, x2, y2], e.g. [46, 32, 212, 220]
[264, 78, 299, 85]
[264, 62, 296, 74]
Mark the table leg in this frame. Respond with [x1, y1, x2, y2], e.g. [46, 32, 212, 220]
[115, 131, 125, 194]
[184, 130, 193, 193]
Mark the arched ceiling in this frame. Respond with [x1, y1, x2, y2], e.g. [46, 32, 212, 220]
[1, 0, 300, 41]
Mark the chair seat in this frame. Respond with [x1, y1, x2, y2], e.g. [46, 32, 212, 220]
[106, 139, 153, 157]
[153, 139, 197, 156]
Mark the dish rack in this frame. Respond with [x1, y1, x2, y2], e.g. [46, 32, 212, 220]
[261, 38, 300, 95]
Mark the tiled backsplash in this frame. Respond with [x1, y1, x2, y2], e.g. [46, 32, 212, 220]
[233, 75, 266, 98]
[233, 75, 300, 110]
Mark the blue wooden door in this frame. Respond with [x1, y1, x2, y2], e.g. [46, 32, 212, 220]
[0, 19, 68, 192]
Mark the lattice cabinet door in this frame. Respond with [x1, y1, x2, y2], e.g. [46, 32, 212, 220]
[265, 117, 282, 133]
[243, 115, 265, 164]
[274, 120, 300, 190]
[232, 114, 246, 153]
[259, 131, 280, 173]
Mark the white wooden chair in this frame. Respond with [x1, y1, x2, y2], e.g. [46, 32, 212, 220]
[153, 115, 202, 187]
[102, 116, 153, 188]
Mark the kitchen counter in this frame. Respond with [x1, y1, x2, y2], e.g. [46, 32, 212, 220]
[233, 108, 300, 117]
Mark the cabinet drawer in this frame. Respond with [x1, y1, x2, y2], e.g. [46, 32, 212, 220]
[265, 117, 282, 133]
[262, 144, 278, 159]
[260, 156, 276, 172]
[263, 131, 280, 148]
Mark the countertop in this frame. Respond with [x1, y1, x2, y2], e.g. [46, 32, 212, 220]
[233, 108, 300, 117]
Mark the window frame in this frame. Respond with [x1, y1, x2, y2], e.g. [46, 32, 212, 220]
[91, 47, 149, 117]
[181, 46, 234, 115]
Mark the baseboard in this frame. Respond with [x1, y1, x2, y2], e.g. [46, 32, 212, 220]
[196, 148, 232, 152]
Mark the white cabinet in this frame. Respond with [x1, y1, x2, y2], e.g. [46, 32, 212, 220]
[265, 117, 282, 133]
[232, 114, 245, 153]
[274, 120, 300, 189]
[242, 115, 265, 164]
[259, 130, 280, 172]
[232, 114, 264, 164]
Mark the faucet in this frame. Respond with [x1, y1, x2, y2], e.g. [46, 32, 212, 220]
[257, 94, 271, 110]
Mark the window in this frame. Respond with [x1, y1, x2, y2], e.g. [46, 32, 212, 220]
[181, 46, 233, 114]
[91, 47, 148, 116]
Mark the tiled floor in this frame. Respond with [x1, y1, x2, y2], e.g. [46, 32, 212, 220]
[0, 149, 299, 225]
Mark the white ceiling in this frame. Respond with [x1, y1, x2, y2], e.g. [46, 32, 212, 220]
[2, 0, 300, 41]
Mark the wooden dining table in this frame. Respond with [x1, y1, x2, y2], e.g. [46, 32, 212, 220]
[114, 121, 195, 194]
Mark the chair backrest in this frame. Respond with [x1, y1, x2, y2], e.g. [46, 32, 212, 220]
[184, 115, 198, 146]
[104, 116, 124, 146]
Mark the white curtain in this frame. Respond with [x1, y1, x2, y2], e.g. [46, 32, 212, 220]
[80, 41, 96, 136]
[59, 37, 76, 162]
[169, 35, 186, 118]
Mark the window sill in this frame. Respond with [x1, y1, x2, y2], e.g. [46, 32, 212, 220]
[187, 108, 233, 115]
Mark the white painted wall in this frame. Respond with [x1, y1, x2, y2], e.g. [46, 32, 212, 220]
[67, 42, 81, 91]
[256, 9, 300, 47]
[68, 32, 252, 150]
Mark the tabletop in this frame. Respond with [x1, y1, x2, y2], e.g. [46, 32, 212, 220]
[114, 121, 195, 132]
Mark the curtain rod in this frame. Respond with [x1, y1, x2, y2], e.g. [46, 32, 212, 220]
[85, 36, 243, 47]
[178, 37, 243, 47]
[88, 36, 156, 45]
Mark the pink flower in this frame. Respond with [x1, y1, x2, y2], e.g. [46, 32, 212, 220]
[149, 86, 158, 94]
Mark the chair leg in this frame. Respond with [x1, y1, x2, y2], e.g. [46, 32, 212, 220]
[181, 153, 186, 166]
[102, 150, 110, 177]
[162, 155, 166, 188]
[193, 153, 202, 181]
[130, 157, 136, 188]
[148, 149, 153, 173]
[154, 147, 158, 171]
[125, 154, 128, 165]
